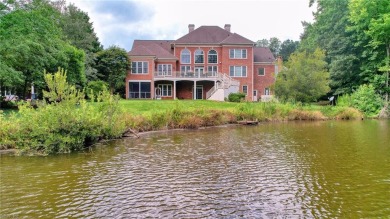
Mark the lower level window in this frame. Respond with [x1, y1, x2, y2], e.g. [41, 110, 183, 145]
[158, 84, 172, 97]
[264, 87, 270, 95]
[129, 82, 151, 98]
[243, 85, 248, 95]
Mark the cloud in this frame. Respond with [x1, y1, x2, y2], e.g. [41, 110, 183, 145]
[67, 0, 315, 51]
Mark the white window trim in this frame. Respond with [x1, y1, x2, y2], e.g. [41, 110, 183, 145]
[264, 87, 270, 95]
[157, 64, 172, 76]
[158, 84, 172, 97]
[180, 65, 191, 73]
[194, 49, 204, 64]
[208, 49, 218, 64]
[181, 49, 191, 64]
[207, 65, 218, 73]
[131, 61, 149, 74]
[229, 66, 247, 77]
[258, 67, 265, 76]
[229, 49, 247, 59]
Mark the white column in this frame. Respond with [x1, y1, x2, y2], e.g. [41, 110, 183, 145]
[174, 80, 176, 100]
[193, 81, 197, 100]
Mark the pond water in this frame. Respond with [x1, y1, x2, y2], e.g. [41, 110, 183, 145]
[1, 120, 389, 218]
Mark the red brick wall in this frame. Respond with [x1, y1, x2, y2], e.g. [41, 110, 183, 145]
[174, 46, 223, 73]
[253, 63, 276, 100]
[126, 57, 154, 99]
[221, 46, 254, 101]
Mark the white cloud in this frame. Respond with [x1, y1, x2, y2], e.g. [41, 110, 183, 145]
[67, 0, 315, 50]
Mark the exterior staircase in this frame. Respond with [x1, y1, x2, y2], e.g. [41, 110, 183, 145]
[206, 73, 239, 101]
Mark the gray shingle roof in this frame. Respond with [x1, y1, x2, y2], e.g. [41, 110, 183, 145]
[128, 40, 177, 59]
[254, 47, 275, 62]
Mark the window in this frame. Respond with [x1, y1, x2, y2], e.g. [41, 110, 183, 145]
[208, 66, 218, 73]
[243, 85, 248, 95]
[258, 67, 265, 76]
[129, 82, 151, 98]
[181, 49, 191, 64]
[157, 64, 172, 76]
[132, 62, 148, 74]
[265, 87, 270, 95]
[158, 84, 172, 97]
[194, 49, 204, 63]
[180, 65, 191, 73]
[229, 49, 247, 59]
[229, 66, 247, 77]
[208, 50, 217, 63]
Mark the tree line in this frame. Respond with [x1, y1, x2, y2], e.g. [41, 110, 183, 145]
[0, 0, 130, 100]
[261, 0, 389, 116]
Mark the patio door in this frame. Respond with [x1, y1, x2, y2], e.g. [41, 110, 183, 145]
[193, 85, 203, 99]
[194, 67, 204, 77]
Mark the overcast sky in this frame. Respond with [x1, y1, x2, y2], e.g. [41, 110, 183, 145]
[67, 0, 315, 51]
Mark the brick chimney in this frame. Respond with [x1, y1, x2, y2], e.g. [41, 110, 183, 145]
[224, 24, 231, 32]
[188, 24, 195, 33]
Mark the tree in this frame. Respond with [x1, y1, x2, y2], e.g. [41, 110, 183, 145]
[95, 46, 130, 94]
[256, 39, 269, 47]
[269, 37, 281, 57]
[274, 48, 330, 103]
[279, 39, 299, 61]
[349, 0, 390, 106]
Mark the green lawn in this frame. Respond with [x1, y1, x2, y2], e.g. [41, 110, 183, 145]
[119, 99, 241, 115]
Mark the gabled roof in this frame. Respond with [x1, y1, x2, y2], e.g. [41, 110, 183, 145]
[254, 47, 275, 63]
[128, 40, 177, 60]
[175, 26, 255, 45]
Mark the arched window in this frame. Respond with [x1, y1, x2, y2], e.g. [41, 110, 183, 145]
[208, 50, 217, 63]
[181, 49, 191, 64]
[194, 49, 204, 63]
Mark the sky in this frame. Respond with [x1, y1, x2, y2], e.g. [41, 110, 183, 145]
[66, 0, 316, 51]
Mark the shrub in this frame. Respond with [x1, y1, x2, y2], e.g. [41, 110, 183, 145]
[350, 84, 383, 117]
[336, 107, 363, 120]
[85, 80, 108, 100]
[228, 92, 246, 102]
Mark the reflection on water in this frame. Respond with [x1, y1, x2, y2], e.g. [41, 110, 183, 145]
[1, 120, 389, 218]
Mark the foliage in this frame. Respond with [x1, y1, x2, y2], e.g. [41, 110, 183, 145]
[228, 92, 246, 102]
[275, 48, 330, 103]
[0, 0, 86, 98]
[0, 68, 125, 155]
[85, 80, 108, 100]
[95, 46, 130, 94]
[279, 39, 299, 62]
[349, 84, 383, 117]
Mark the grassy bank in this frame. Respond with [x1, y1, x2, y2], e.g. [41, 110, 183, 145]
[0, 99, 363, 155]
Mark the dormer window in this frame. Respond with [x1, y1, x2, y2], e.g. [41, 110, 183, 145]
[181, 49, 191, 64]
[194, 49, 204, 63]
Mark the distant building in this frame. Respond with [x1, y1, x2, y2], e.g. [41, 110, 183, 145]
[126, 24, 277, 101]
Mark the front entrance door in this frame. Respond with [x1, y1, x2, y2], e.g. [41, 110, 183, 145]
[253, 90, 258, 101]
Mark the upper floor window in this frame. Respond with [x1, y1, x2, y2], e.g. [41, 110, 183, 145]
[229, 49, 247, 59]
[194, 49, 204, 63]
[181, 49, 191, 64]
[229, 66, 247, 77]
[157, 64, 172, 76]
[132, 61, 148, 74]
[208, 50, 218, 63]
[258, 67, 265, 76]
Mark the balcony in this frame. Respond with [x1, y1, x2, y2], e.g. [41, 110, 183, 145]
[154, 71, 218, 79]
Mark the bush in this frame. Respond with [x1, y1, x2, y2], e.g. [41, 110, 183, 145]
[350, 84, 383, 117]
[85, 80, 108, 100]
[228, 92, 246, 102]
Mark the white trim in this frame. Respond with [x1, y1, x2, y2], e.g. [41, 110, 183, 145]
[158, 84, 173, 97]
[131, 61, 149, 74]
[180, 48, 191, 64]
[258, 67, 265, 76]
[229, 49, 247, 59]
[207, 49, 218, 64]
[194, 49, 204, 64]
[243, 85, 248, 95]
[229, 65, 247, 77]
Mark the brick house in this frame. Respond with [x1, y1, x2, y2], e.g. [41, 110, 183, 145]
[126, 24, 277, 101]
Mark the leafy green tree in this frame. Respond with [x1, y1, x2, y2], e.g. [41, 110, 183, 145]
[349, 0, 390, 105]
[269, 37, 281, 57]
[256, 39, 269, 47]
[279, 39, 299, 61]
[300, 0, 362, 95]
[350, 84, 384, 117]
[275, 48, 330, 103]
[96, 46, 130, 94]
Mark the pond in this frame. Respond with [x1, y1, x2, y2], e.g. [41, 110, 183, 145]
[1, 120, 389, 218]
